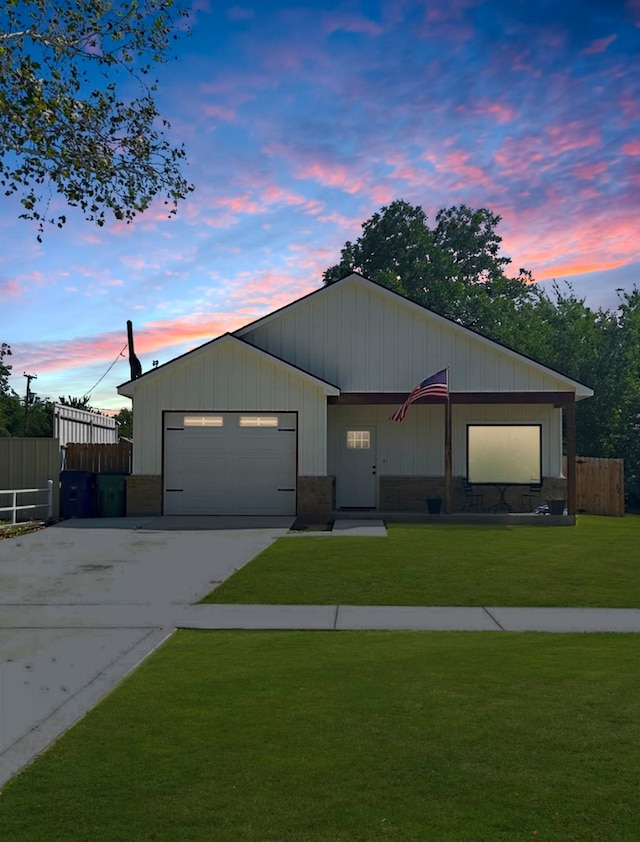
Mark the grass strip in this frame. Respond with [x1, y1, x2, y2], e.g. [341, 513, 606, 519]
[203, 515, 640, 606]
[0, 631, 639, 841]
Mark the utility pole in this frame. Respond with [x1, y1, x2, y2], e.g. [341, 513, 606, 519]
[23, 372, 37, 435]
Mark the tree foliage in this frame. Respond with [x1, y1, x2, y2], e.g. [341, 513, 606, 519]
[324, 200, 640, 506]
[114, 405, 132, 437]
[323, 200, 536, 333]
[0, 343, 53, 436]
[0, 342, 12, 396]
[0, 0, 193, 236]
[58, 394, 95, 410]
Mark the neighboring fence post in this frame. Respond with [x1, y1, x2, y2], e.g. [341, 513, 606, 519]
[47, 479, 54, 519]
[11, 490, 17, 525]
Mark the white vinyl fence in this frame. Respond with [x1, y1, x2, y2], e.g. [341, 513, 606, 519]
[0, 480, 54, 525]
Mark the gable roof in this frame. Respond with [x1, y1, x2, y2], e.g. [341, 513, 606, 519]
[117, 332, 340, 397]
[235, 272, 593, 399]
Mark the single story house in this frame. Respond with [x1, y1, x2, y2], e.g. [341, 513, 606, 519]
[117, 273, 593, 520]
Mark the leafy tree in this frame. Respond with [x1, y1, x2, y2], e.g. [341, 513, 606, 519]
[58, 395, 95, 411]
[323, 200, 432, 295]
[608, 289, 640, 507]
[114, 406, 132, 437]
[430, 205, 511, 285]
[24, 397, 54, 436]
[0, 343, 14, 435]
[0, 0, 193, 236]
[0, 342, 12, 394]
[0, 342, 54, 436]
[322, 199, 537, 333]
[0, 390, 53, 437]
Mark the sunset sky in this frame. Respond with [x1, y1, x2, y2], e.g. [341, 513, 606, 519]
[2, 0, 639, 411]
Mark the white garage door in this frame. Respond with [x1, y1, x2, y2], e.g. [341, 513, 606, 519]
[163, 412, 297, 515]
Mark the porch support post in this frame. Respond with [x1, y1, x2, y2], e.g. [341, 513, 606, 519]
[566, 396, 576, 516]
[444, 398, 452, 514]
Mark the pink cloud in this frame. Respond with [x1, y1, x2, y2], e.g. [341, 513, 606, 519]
[474, 101, 519, 125]
[316, 210, 364, 228]
[368, 183, 396, 205]
[202, 103, 236, 121]
[293, 161, 367, 194]
[200, 73, 270, 101]
[119, 255, 154, 271]
[24, 270, 44, 284]
[571, 161, 609, 180]
[0, 278, 22, 296]
[80, 232, 104, 245]
[323, 13, 383, 36]
[180, 177, 326, 230]
[622, 140, 640, 155]
[422, 149, 496, 192]
[582, 34, 617, 54]
[493, 135, 548, 177]
[501, 205, 640, 282]
[546, 122, 601, 156]
[216, 194, 261, 214]
[225, 267, 323, 313]
[302, 199, 326, 215]
[262, 184, 307, 206]
[417, 0, 477, 42]
[14, 312, 250, 379]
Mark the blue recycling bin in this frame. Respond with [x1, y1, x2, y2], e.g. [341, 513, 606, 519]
[60, 471, 97, 518]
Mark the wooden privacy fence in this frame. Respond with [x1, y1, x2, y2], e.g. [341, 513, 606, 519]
[63, 442, 132, 474]
[564, 456, 625, 517]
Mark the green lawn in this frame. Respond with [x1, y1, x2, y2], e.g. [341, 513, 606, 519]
[1, 631, 638, 842]
[203, 515, 640, 607]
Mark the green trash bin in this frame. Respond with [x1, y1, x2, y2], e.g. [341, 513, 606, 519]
[97, 474, 127, 518]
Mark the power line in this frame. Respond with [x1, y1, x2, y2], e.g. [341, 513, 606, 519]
[85, 344, 128, 398]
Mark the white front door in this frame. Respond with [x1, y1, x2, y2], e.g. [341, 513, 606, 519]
[337, 427, 377, 508]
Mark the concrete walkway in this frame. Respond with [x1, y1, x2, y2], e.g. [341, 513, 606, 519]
[2, 516, 639, 791]
[4, 602, 638, 633]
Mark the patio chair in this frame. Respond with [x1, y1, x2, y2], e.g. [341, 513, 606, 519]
[520, 482, 543, 512]
[462, 478, 483, 512]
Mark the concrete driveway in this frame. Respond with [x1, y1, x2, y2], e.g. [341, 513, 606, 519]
[0, 516, 292, 787]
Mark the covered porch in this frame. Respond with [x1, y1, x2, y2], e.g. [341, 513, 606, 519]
[326, 390, 577, 520]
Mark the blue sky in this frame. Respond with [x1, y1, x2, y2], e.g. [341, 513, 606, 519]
[2, 0, 639, 411]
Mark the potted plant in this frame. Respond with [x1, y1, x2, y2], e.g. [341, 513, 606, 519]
[427, 496, 443, 514]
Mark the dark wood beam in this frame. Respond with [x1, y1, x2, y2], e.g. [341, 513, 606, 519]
[444, 399, 452, 514]
[328, 391, 577, 407]
[565, 397, 577, 516]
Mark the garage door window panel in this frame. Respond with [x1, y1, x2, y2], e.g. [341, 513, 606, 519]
[184, 415, 224, 426]
[239, 416, 279, 427]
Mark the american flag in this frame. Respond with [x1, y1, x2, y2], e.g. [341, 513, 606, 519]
[390, 368, 449, 422]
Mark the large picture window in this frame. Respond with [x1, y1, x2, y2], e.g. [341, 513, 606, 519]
[467, 424, 542, 484]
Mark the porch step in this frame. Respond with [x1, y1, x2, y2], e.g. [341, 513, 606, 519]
[332, 511, 576, 526]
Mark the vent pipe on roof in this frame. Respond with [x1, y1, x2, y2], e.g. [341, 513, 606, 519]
[127, 320, 143, 381]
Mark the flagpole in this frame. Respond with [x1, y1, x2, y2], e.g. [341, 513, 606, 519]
[444, 365, 452, 515]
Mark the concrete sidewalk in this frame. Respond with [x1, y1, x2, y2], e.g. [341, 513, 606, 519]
[177, 603, 640, 632]
[2, 602, 638, 633]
